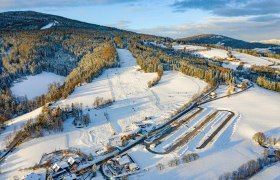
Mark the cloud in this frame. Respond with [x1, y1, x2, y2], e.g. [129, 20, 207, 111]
[172, 0, 280, 17]
[0, 0, 139, 9]
[107, 20, 131, 29]
[136, 16, 280, 41]
[250, 14, 280, 22]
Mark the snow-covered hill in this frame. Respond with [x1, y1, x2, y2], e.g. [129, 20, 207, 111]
[253, 39, 280, 45]
[0, 49, 207, 179]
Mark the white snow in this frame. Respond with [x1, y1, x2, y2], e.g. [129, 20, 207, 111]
[261, 57, 280, 64]
[0, 49, 207, 179]
[2, 47, 279, 180]
[172, 44, 229, 59]
[251, 162, 280, 180]
[0, 107, 42, 149]
[40, 21, 59, 30]
[150, 42, 167, 48]
[10, 71, 65, 99]
[231, 51, 272, 67]
[253, 39, 280, 45]
[172, 44, 206, 51]
[129, 86, 280, 180]
[222, 61, 240, 70]
[196, 48, 229, 59]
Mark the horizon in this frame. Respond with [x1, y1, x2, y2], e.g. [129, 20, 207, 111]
[0, 0, 279, 41]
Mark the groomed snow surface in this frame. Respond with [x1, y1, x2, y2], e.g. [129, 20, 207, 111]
[10, 71, 65, 99]
[0, 49, 207, 179]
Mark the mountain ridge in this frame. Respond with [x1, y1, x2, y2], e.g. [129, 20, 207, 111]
[0, 11, 126, 33]
[177, 34, 278, 49]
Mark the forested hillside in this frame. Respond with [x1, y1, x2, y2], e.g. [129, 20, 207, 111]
[0, 11, 162, 127]
[0, 11, 279, 129]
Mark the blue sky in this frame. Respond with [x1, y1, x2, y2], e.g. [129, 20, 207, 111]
[0, 0, 280, 41]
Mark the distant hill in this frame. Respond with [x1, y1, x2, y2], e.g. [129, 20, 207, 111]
[0, 11, 125, 33]
[252, 39, 280, 45]
[177, 34, 278, 49]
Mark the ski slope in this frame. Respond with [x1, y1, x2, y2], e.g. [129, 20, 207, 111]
[0, 49, 207, 179]
[41, 21, 59, 30]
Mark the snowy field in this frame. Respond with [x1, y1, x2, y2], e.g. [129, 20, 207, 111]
[172, 44, 206, 51]
[2, 48, 279, 180]
[10, 71, 65, 99]
[128, 86, 280, 179]
[231, 51, 272, 67]
[251, 162, 280, 180]
[173, 44, 229, 59]
[173, 45, 280, 70]
[196, 48, 229, 59]
[0, 49, 207, 179]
